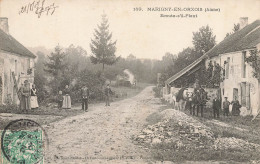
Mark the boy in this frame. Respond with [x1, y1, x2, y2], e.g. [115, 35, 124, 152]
[223, 97, 230, 117]
[57, 91, 64, 110]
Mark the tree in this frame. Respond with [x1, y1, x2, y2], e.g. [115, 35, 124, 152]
[44, 45, 67, 93]
[192, 25, 216, 55]
[225, 23, 240, 38]
[34, 51, 48, 103]
[126, 54, 136, 61]
[246, 49, 260, 81]
[90, 14, 120, 72]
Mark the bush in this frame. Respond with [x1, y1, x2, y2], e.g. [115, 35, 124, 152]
[0, 103, 19, 111]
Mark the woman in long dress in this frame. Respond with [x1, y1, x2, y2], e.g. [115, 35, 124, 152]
[231, 96, 241, 116]
[62, 85, 71, 109]
[31, 84, 39, 109]
[20, 80, 31, 111]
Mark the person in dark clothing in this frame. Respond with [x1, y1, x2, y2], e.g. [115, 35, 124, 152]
[197, 88, 208, 117]
[223, 97, 230, 117]
[57, 90, 64, 110]
[81, 86, 90, 112]
[104, 84, 113, 106]
[212, 96, 221, 118]
[231, 96, 241, 116]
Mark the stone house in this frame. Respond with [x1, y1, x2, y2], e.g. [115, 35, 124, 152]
[165, 18, 260, 116]
[206, 18, 260, 116]
[0, 17, 36, 105]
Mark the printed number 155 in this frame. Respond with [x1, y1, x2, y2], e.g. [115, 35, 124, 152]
[133, 7, 143, 11]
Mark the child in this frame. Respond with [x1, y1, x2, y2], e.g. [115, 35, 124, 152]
[57, 91, 64, 109]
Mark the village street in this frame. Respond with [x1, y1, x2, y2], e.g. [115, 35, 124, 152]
[43, 86, 160, 163]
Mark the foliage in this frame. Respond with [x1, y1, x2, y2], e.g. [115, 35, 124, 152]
[246, 49, 260, 81]
[72, 69, 106, 102]
[192, 25, 216, 55]
[44, 45, 67, 94]
[206, 61, 223, 88]
[0, 99, 18, 110]
[225, 23, 240, 38]
[159, 25, 216, 87]
[34, 51, 48, 103]
[90, 14, 120, 71]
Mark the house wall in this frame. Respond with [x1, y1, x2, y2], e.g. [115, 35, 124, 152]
[0, 51, 34, 105]
[209, 49, 260, 116]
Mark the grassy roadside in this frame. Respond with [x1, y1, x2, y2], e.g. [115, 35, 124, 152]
[143, 96, 260, 163]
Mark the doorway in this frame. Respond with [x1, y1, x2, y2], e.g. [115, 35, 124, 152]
[233, 88, 238, 101]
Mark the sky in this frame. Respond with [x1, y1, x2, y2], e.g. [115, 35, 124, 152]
[0, 0, 260, 59]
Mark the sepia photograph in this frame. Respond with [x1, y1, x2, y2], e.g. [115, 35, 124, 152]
[0, 0, 260, 163]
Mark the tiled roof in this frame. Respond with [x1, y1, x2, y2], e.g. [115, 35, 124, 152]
[0, 28, 36, 58]
[207, 19, 260, 58]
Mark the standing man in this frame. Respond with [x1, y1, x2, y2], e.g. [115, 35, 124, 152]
[104, 84, 113, 106]
[212, 95, 221, 118]
[223, 97, 230, 117]
[81, 86, 90, 112]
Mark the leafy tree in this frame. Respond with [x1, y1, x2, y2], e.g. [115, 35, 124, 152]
[44, 45, 67, 93]
[126, 54, 136, 61]
[225, 23, 240, 38]
[246, 49, 260, 81]
[34, 51, 48, 103]
[192, 25, 216, 55]
[90, 14, 120, 72]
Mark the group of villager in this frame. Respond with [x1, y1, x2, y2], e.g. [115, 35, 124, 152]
[18, 80, 114, 112]
[174, 79, 241, 118]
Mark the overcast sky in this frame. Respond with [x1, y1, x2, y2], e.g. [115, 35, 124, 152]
[1, 0, 260, 59]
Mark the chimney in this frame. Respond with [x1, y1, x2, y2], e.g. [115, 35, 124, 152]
[0, 17, 9, 34]
[239, 17, 248, 29]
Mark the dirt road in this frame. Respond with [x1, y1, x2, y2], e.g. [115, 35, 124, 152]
[44, 86, 161, 164]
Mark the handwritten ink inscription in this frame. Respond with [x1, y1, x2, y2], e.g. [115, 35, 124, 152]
[18, 0, 58, 18]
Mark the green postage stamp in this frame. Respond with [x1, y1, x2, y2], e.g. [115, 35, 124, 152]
[1, 119, 47, 164]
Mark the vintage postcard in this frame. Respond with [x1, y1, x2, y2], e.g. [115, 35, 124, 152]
[0, 0, 260, 163]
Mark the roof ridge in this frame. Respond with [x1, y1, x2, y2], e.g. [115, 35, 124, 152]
[0, 28, 36, 58]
